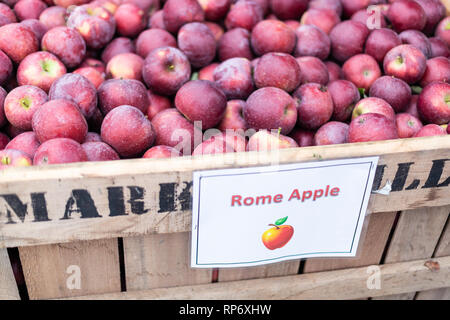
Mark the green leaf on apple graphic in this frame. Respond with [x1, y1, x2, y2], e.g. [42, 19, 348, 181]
[274, 216, 288, 226]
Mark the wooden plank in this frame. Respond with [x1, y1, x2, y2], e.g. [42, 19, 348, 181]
[303, 211, 397, 273]
[0, 248, 20, 300]
[416, 214, 450, 300]
[0, 136, 449, 248]
[123, 232, 212, 290]
[373, 206, 450, 300]
[19, 239, 121, 299]
[63, 255, 450, 300]
[218, 261, 299, 282]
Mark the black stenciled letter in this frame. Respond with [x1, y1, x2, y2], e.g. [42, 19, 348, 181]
[158, 183, 176, 213]
[107, 187, 126, 216]
[30, 193, 50, 222]
[372, 164, 387, 191]
[178, 181, 193, 211]
[128, 186, 148, 215]
[61, 189, 101, 219]
[391, 162, 415, 192]
[0, 194, 28, 223]
[422, 159, 450, 188]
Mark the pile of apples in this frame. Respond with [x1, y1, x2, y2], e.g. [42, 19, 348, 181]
[0, 0, 449, 169]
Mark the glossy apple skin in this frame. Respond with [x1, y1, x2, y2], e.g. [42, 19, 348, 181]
[218, 100, 247, 132]
[151, 108, 202, 155]
[81, 141, 120, 161]
[0, 23, 38, 63]
[17, 51, 67, 92]
[38, 6, 67, 30]
[417, 81, 450, 125]
[177, 22, 216, 69]
[328, 79, 360, 122]
[146, 89, 171, 120]
[162, 0, 205, 34]
[4, 85, 48, 130]
[175, 80, 227, 130]
[142, 47, 191, 96]
[218, 27, 253, 61]
[348, 113, 398, 143]
[33, 138, 88, 165]
[0, 149, 32, 170]
[14, 0, 48, 21]
[419, 57, 450, 87]
[114, 3, 147, 38]
[244, 87, 297, 135]
[342, 54, 381, 91]
[294, 24, 330, 61]
[365, 28, 401, 63]
[396, 113, 423, 138]
[296, 56, 329, 86]
[435, 16, 450, 47]
[213, 57, 254, 100]
[352, 97, 396, 123]
[399, 30, 432, 58]
[255, 53, 301, 92]
[143, 145, 182, 159]
[329, 21, 369, 63]
[314, 121, 348, 146]
[383, 44, 427, 85]
[369, 76, 412, 113]
[413, 124, 447, 137]
[5, 131, 41, 158]
[270, 0, 308, 20]
[225, 0, 263, 31]
[106, 53, 144, 81]
[262, 225, 294, 250]
[135, 29, 176, 59]
[73, 67, 105, 89]
[198, 63, 219, 81]
[32, 99, 88, 143]
[293, 83, 333, 130]
[289, 128, 315, 147]
[101, 105, 156, 157]
[300, 8, 340, 35]
[247, 130, 298, 151]
[250, 19, 296, 56]
[386, 0, 426, 33]
[415, 0, 446, 35]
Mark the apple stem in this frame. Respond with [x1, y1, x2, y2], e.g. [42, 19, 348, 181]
[268, 224, 280, 229]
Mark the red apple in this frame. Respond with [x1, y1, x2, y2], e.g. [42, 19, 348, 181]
[101, 37, 135, 64]
[213, 57, 254, 99]
[82, 141, 120, 161]
[198, 63, 219, 81]
[225, 0, 262, 31]
[255, 53, 301, 92]
[413, 124, 447, 137]
[250, 19, 296, 56]
[342, 54, 382, 92]
[399, 30, 432, 58]
[369, 76, 412, 113]
[429, 37, 450, 58]
[14, 0, 47, 21]
[293, 83, 333, 130]
[146, 89, 171, 120]
[329, 20, 369, 63]
[365, 28, 402, 63]
[106, 53, 144, 81]
[387, 0, 426, 32]
[198, 0, 231, 21]
[0, 23, 38, 63]
[135, 29, 176, 59]
[419, 57, 450, 87]
[324, 61, 343, 83]
[289, 128, 315, 147]
[39, 6, 67, 30]
[244, 87, 297, 135]
[5, 131, 40, 158]
[348, 113, 398, 142]
[352, 97, 396, 123]
[218, 27, 253, 61]
[163, 0, 205, 34]
[17, 51, 67, 92]
[0, 149, 32, 169]
[328, 79, 360, 122]
[175, 80, 226, 129]
[4, 85, 48, 130]
[101, 105, 155, 157]
[177, 22, 216, 68]
[296, 56, 329, 86]
[309, 0, 342, 16]
[33, 138, 88, 165]
[270, 0, 308, 20]
[0, 132, 9, 149]
[435, 16, 450, 47]
[73, 67, 105, 89]
[294, 24, 330, 61]
[396, 113, 423, 138]
[0, 49, 12, 86]
[218, 99, 247, 132]
[417, 81, 450, 125]
[314, 121, 349, 146]
[247, 129, 298, 151]
[114, 3, 147, 38]
[300, 8, 340, 35]
[143, 145, 182, 159]
[383, 44, 427, 84]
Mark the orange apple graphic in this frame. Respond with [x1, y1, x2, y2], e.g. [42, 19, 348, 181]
[262, 216, 294, 250]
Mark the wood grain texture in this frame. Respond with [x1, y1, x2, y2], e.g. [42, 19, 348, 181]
[373, 206, 450, 300]
[123, 232, 212, 290]
[218, 261, 299, 282]
[415, 214, 450, 300]
[19, 239, 121, 299]
[303, 211, 397, 273]
[0, 248, 19, 300]
[0, 136, 449, 248]
[63, 255, 450, 300]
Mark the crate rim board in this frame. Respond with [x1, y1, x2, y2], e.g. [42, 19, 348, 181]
[61, 255, 450, 300]
[0, 135, 449, 248]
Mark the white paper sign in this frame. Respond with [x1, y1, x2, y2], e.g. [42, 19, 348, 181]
[191, 156, 379, 268]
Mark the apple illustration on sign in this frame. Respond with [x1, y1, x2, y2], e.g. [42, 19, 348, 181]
[262, 216, 294, 250]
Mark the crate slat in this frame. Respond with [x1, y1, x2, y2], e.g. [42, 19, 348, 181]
[0, 136, 449, 248]
[415, 214, 450, 300]
[218, 260, 300, 282]
[62, 255, 450, 300]
[123, 232, 212, 290]
[19, 239, 121, 299]
[302, 211, 397, 273]
[0, 248, 20, 300]
[372, 205, 450, 300]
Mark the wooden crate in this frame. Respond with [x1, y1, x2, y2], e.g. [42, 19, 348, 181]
[0, 136, 449, 300]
